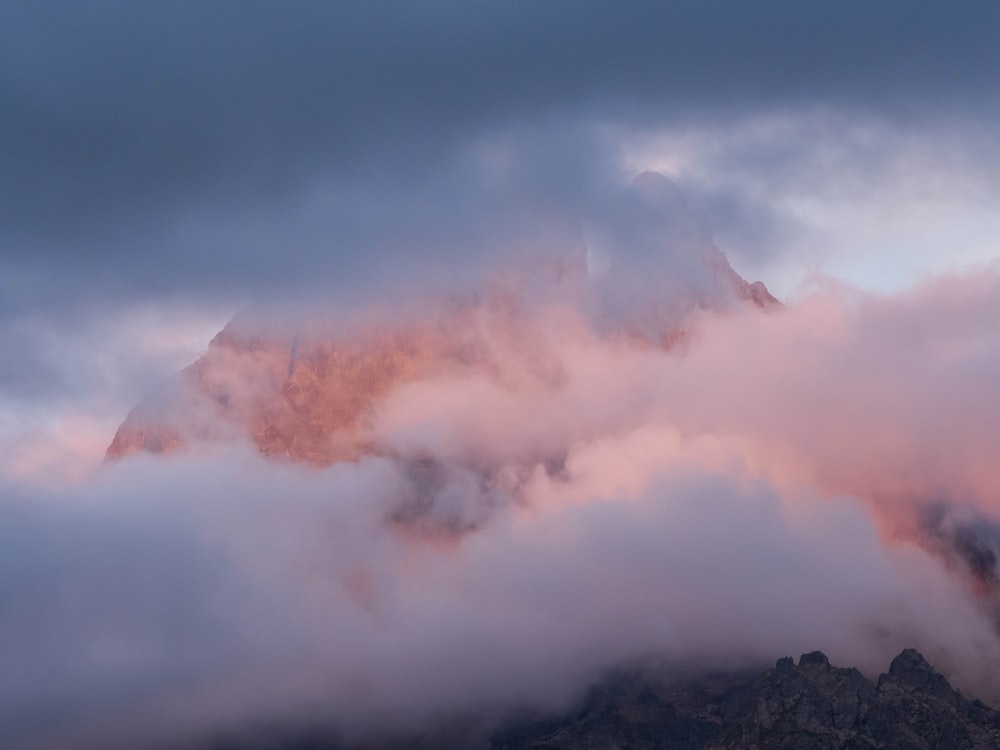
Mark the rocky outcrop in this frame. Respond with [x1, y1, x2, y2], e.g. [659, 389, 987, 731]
[492, 649, 1000, 750]
[201, 649, 999, 749]
[107, 310, 490, 465]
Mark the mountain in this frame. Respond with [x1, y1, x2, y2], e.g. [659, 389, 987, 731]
[492, 649, 1000, 750]
[107, 174, 776, 466]
[202, 649, 1000, 750]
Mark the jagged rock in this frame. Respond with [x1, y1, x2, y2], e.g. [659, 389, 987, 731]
[798, 651, 831, 669]
[198, 650, 1000, 749]
[489, 650, 1000, 750]
[883, 648, 956, 698]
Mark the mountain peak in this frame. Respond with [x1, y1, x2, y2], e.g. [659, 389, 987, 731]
[889, 648, 936, 676]
[629, 170, 688, 206]
[107, 177, 778, 466]
[799, 650, 831, 668]
[884, 648, 956, 699]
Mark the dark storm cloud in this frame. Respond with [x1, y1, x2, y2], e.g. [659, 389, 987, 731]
[1, 0, 998, 301]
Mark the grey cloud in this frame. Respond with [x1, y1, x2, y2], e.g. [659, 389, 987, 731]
[633, 110, 1000, 284]
[0, 498, 228, 747]
[4, 263, 1000, 747]
[0, 303, 222, 417]
[0, 118, 620, 315]
[3, 7, 1000, 744]
[1, 446, 991, 750]
[2, 1, 999, 310]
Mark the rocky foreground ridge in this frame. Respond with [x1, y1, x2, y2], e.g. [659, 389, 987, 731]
[491, 649, 1000, 750]
[212, 649, 1000, 750]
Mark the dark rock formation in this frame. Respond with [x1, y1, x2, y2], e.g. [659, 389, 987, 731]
[199, 650, 1000, 750]
[491, 649, 1000, 750]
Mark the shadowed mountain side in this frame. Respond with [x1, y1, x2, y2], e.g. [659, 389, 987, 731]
[493, 649, 1000, 749]
[199, 649, 1000, 750]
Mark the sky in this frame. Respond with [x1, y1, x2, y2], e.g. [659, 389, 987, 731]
[2, 2, 1000, 748]
[3, 1, 1000, 445]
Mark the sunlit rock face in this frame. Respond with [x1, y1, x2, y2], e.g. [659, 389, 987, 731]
[107, 291, 567, 466]
[107, 174, 777, 466]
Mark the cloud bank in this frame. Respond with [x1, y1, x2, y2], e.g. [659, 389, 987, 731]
[2, 3, 1000, 748]
[3, 1, 999, 314]
[4, 247, 1000, 748]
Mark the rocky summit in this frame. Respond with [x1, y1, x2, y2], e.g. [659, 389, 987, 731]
[106, 173, 778, 468]
[491, 649, 1000, 750]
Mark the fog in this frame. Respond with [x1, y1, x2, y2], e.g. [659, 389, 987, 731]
[4, 224, 1000, 748]
[3, 4, 1000, 746]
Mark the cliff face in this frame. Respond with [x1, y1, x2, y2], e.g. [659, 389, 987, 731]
[106, 283, 775, 466]
[106, 289, 577, 465]
[107, 174, 777, 466]
[108, 305, 497, 465]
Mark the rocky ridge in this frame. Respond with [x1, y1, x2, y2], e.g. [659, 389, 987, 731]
[203, 649, 1000, 750]
[491, 649, 1000, 750]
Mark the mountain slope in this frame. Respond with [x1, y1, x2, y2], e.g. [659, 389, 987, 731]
[492, 649, 1000, 750]
[107, 174, 777, 466]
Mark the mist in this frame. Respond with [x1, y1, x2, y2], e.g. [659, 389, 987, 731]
[4, 230, 1000, 748]
[3, 3, 1000, 747]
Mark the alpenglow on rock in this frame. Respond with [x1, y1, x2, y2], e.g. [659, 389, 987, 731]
[107, 173, 777, 466]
